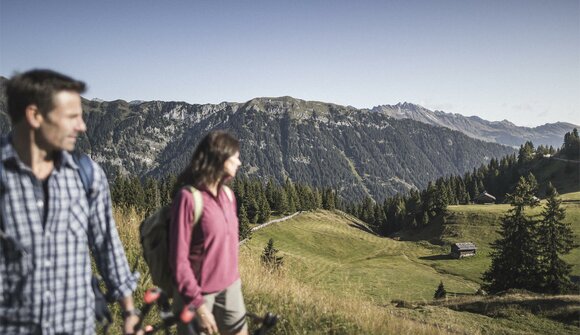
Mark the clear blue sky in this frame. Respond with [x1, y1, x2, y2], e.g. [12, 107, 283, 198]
[1, 0, 578, 127]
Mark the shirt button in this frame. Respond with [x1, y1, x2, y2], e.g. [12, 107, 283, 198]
[45, 290, 53, 300]
[45, 259, 52, 267]
[37, 200, 44, 208]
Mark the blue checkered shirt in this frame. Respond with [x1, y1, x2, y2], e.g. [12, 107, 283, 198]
[0, 135, 138, 334]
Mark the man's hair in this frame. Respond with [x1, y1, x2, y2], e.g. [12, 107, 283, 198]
[6, 69, 86, 124]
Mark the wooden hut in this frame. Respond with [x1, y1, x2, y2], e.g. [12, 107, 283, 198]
[473, 191, 496, 204]
[451, 242, 477, 259]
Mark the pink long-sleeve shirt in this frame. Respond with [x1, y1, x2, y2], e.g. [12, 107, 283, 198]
[169, 186, 240, 308]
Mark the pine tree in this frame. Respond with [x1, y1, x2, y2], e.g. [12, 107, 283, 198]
[562, 128, 580, 159]
[421, 211, 430, 226]
[483, 174, 542, 293]
[143, 177, 161, 216]
[518, 141, 535, 164]
[238, 204, 252, 241]
[537, 183, 576, 293]
[261, 238, 284, 271]
[322, 188, 336, 210]
[434, 281, 447, 299]
[272, 187, 289, 214]
[258, 193, 271, 224]
[265, 177, 277, 209]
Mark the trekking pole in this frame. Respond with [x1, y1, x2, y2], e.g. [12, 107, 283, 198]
[246, 311, 280, 335]
[133, 287, 179, 335]
[132, 287, 162, 332]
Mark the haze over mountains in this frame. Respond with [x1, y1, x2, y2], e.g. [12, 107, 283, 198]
[1, 76, 576, 201]
[371, 102, 577, 148]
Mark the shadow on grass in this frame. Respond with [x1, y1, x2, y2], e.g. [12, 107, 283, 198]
[442, 295, 580, 327]
[348, 222, 376, 235]
[419, 254, 454, 261]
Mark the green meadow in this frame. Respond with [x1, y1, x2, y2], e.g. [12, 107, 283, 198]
[104, 192, 580, 334]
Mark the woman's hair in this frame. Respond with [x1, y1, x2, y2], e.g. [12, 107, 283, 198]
[173, 130, 240, 195]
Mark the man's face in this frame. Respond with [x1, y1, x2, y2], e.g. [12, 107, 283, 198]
[37, 90, 86, 152]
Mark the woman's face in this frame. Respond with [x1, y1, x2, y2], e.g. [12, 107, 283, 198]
[223, 151, 241, 179]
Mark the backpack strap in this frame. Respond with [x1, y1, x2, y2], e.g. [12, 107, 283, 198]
[71, 151, 94, 200]
[185, 186, 203, 226]
[223, 185, 234, 203]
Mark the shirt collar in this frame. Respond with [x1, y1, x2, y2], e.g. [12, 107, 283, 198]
[1, 133, 77, 171]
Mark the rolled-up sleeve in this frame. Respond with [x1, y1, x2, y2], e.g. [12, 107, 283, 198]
[88, 163, 138, 300]
[169, 189, 204, 308]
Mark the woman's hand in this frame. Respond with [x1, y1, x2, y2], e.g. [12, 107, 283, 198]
[196, 304, 218, 334]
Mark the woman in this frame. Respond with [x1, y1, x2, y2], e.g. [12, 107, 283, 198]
[169, 130, 247, 335]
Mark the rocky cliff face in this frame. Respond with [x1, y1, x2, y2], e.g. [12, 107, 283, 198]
[0, 81, 517, 201]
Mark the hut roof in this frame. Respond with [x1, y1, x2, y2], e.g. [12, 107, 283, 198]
[453, 242, 477, 250]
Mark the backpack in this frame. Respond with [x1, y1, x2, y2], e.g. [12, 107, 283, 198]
[139, 186, 203, 298]
[139, 185, 234, 297]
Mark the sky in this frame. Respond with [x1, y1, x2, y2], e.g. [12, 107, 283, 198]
[1, 0, 578, 127]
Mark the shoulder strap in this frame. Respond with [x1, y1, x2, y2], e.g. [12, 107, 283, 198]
[223, 185, 234, 203]
[71, 151, 94, 200]
[185, 186, 203, 226]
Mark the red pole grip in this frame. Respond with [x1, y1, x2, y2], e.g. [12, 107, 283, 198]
[144, 287, 161, 305]
[180, 304, 196, 324]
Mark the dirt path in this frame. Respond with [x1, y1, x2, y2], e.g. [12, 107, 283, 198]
[239, 211, 303, 244]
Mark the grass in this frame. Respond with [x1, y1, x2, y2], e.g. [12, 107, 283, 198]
[100, 191, 580, 334]
[438, 191, 580, 281]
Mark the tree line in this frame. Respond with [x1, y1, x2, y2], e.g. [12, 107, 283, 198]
[345, 129, 579, 236]
[110, 174, 342, 241]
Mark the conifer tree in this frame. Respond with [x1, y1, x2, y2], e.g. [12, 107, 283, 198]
[238, 204, 252, 241]
[518, 141, 535, 164]
[265, 177, 277, 209]
[258, 193, 271, 224]
[261, 238, 284, 271]
[143, 177, 161, 216]
[483, 174, 541, 293]
[562, 128, 580, 159]
[284, 178, 299, 213]
[434, 281, 447, 299]
[248, 197, 259, 224]
[333, 190, 341, 211]
[421, 211, 430, 227]
[272, 187, 289, 214]
[537, 183, 576, 293]
[322, 188, 336, 210]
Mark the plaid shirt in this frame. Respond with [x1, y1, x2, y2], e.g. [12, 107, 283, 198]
[0, 135, 138, 334]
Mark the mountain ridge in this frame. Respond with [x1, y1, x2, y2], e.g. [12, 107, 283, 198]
[370, 102, 577, 147]
[0, 79, 555, 201]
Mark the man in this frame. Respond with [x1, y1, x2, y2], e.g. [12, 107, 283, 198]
[0, 69, 141, 334]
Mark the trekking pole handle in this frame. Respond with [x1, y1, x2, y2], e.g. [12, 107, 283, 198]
[135, 287, 162, 332]
[144, 287, 162, 304]
[180, 304, 196, 324]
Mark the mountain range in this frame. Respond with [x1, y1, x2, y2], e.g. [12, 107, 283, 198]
[370, 102, 576, 148]
[1, 76, 575, 201]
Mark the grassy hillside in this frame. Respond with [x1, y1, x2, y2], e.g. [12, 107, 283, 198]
[243, 211, 479, 303]
[241, 199, 580, 334]
[103, 192, 580, 334]
[420, 191, 580, 282]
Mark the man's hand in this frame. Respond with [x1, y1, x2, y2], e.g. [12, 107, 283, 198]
[119, 295, 143, 335]
[123, 313, 143, 335]
[196, 304, 218, 334]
